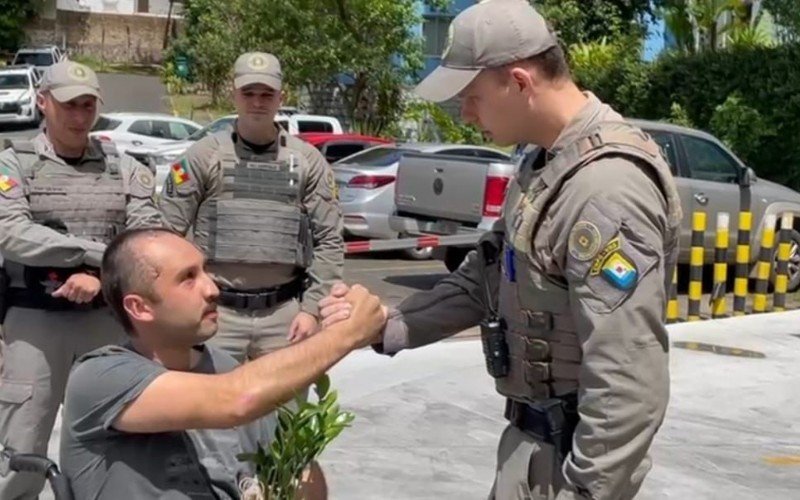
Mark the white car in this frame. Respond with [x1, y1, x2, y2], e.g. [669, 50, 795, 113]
[89, 113, 202, 155]
[127, 113, 344, 193]
[12, 46, 65, 80]
[0, 66, 41, 127]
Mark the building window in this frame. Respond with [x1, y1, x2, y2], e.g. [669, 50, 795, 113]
[136, 0, 149, 13]
[423, 16, 453, 57]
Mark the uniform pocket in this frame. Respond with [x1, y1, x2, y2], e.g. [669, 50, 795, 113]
[0, 380, 33, 405]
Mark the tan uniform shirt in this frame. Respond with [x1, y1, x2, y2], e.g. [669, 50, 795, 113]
[0, 133, 162, 277]
[159, 127, 344, 317]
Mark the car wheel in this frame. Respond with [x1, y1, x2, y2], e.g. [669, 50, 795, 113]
[772, 228, 800, 293]
[401, 233, 433, 261]
[444, 247, 471, 273]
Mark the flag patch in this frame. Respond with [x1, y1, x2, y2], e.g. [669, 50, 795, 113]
[601, 251, 638, 290]
[170, 159, 190, 185]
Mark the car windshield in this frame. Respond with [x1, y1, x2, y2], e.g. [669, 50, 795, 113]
[0, 74, 29, 89]
[335, 146, 408, 167]
[186, 117, 236, 141]
[14, 52, 54, 67]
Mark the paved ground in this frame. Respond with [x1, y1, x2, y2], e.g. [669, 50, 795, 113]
[320, 311, 800, 500]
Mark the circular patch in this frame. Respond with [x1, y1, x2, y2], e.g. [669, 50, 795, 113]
[70, 64, 89, 81]
[248, 54, 268, 70]
[568, 221, 601, 261]
[137, 169, 154, 188]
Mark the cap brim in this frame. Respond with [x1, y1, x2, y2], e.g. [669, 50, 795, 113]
[234, 74, 281, 91]
[50, 85, 103, 103]
[414, 66, 481, 102]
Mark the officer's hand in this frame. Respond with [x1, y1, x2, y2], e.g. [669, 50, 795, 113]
[52, 273, 101, 304]
[319, 282, 352, 329]
[343, 285, 387, 348]
[288, 311, 318, 343]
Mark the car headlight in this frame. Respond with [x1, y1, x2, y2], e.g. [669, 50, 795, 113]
[154, 153, 180, 165]
[18, 97, 31, 105]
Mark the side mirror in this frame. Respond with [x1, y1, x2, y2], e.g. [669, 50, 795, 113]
[740, 167, 757, 187]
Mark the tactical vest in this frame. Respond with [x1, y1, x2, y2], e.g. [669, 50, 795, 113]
[496, 122, 681, 403]
[11, 139, 127, 244]
[193, 132, 313, 268]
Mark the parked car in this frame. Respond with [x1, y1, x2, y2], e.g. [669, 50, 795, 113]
[89, 113, 202, 155]
[633, 119, 800, 290]
[130, 113, 345, 193]
[297, 132, 392, 163]
[12, 46, 65, 79]
[0, 66, 41, 127]
[334, 143, 511, 259]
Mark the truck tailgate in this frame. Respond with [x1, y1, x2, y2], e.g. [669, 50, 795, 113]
[394, 152, 490, 224]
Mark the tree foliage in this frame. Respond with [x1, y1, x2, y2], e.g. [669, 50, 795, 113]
[0, 0, 45, 52]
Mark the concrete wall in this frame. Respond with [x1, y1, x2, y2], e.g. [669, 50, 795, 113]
[26, 10, 181, 63]
[57, 0, 176, 16]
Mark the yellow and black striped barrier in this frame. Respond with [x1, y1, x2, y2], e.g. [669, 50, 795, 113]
[733, 211, 752, 316]
[711, 213, 730, 318]
[753, 214, 777, 313]
[774, 213, 794, 312]
[667, 266, 679, 323]
[688, 212, 706, 321]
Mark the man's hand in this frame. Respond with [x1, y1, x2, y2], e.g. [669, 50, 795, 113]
[51, 273, 101, 304]
[319, 282, 353, 329]
[342, 285, 387, 348]
[288, 311, 318, 343]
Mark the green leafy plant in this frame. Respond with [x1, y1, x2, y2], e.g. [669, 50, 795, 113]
[238, 374, 354, 500]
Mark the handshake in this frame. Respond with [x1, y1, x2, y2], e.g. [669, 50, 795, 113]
[319, 283, 388, 349]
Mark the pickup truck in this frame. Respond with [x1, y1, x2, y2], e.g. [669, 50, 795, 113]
[390, 120, 800, 292]
[389, 150, 518, 271]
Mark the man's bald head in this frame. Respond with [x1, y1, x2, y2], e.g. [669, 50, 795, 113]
[101, 228, 181, 334]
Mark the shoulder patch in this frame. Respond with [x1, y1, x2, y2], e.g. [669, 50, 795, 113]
[568, 221, 601, 261]
[0, 166, 19, 192]
[170, 158, 191, 185]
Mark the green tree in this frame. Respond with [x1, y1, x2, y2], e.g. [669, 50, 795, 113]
[177, 0, 449, 134]
[534, 0, 660, 46]
[763, 0, 800, 42]
[0, 0, 45, 52]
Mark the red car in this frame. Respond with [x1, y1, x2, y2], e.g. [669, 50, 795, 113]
[297, 132, 393, 164]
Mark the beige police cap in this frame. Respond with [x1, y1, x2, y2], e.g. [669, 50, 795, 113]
[415, 0, 557, 102]
[39, 61, 103, 103]
[233, 52, 282, 90]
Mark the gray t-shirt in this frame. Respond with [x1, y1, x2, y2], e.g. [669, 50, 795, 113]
[60, 343, 275, 500]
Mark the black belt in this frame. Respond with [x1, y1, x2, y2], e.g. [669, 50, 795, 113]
[7, 287, 106, 312]
[504, 396, 579, 458]
[218, 277, 306, 311]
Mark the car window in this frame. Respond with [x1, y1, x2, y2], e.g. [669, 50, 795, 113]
[0, 74, 29, 89]
[150, 120, 175, 139]
[167, 121, 198, 140]
[297, 120, 334, 133]
[128, 120, 153, 136]
[681, 134, 740, 183]
[14, 52, 54, 67]
[647, 131, 679, 175]
[473, 149, 510, 160]
[334, 146, 405, 167]
[92, 116, 123, 131]
[323, 143, 369, 163]
[187, 117, 235, 141]
[434, 148, 478, 157]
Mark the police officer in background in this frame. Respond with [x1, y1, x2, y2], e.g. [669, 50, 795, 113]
[320, 1, 682, 499]
[0, 60, 162, 499]
[159, 52, 344, 362]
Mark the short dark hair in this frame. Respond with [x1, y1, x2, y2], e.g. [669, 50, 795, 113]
[496, 44, 571, 82]
[101, 227, 180, 335]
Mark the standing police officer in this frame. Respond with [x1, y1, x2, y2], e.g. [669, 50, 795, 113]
[0, 60, 162, 499]
[321, 1, 682, 499]
[160, 52, 344, 362]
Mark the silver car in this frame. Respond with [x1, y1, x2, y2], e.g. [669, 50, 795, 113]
[333, 143, 511, 258]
